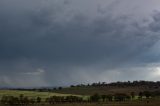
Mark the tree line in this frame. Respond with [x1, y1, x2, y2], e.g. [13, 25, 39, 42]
[1, 94, 41, 106]
[72, 80, 160, 88]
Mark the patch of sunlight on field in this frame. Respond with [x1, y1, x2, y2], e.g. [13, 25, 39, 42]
[0, 90, 85, 100]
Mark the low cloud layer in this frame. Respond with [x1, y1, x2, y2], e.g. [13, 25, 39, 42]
[1, 0, 160, 87]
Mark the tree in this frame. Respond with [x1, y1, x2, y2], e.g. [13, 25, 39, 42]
[90, 93, 100, 102]
[101, 95, 106, 102]
[114, 93, 129, 101]
[30, 98, 35, 104]
[58, 87, 62, 90]
[1, 95, 8, 105]
[106, 95, 113, 101]
[143, 91, 151, 99]
[130, 92, 135, 100]
[138, 92, 143, 99]
[36, 97, 41, 103]
[19, 94, 24, 104]
[23, 96, 29, 105]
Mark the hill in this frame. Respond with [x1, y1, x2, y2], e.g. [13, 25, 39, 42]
[52, 81, 160, 95]
[5, 81, 160, 96]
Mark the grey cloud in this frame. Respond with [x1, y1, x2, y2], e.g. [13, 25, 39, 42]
[0, 0, 160, 87]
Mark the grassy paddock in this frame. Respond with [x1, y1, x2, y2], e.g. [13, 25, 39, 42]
[0, 90, 85, 100]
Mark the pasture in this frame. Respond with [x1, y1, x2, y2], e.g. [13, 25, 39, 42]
[0, 90, 86, 100]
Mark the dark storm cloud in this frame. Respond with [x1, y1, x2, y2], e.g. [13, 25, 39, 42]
[0, 0, 160, 87]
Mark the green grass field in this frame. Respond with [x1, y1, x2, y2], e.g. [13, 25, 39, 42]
[0, 90, 87, 100]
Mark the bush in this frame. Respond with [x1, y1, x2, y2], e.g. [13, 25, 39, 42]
[90, 93, 100, 102]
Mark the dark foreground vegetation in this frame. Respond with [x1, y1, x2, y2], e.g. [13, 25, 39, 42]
[1, 90, 160, 106]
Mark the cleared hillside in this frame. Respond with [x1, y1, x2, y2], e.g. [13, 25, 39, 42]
[53, 85, 160, 95]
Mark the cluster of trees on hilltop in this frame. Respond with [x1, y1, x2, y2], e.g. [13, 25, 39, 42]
[71, 81, 160, 88]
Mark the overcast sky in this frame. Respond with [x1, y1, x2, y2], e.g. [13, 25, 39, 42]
[1, 0, 160, 87]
